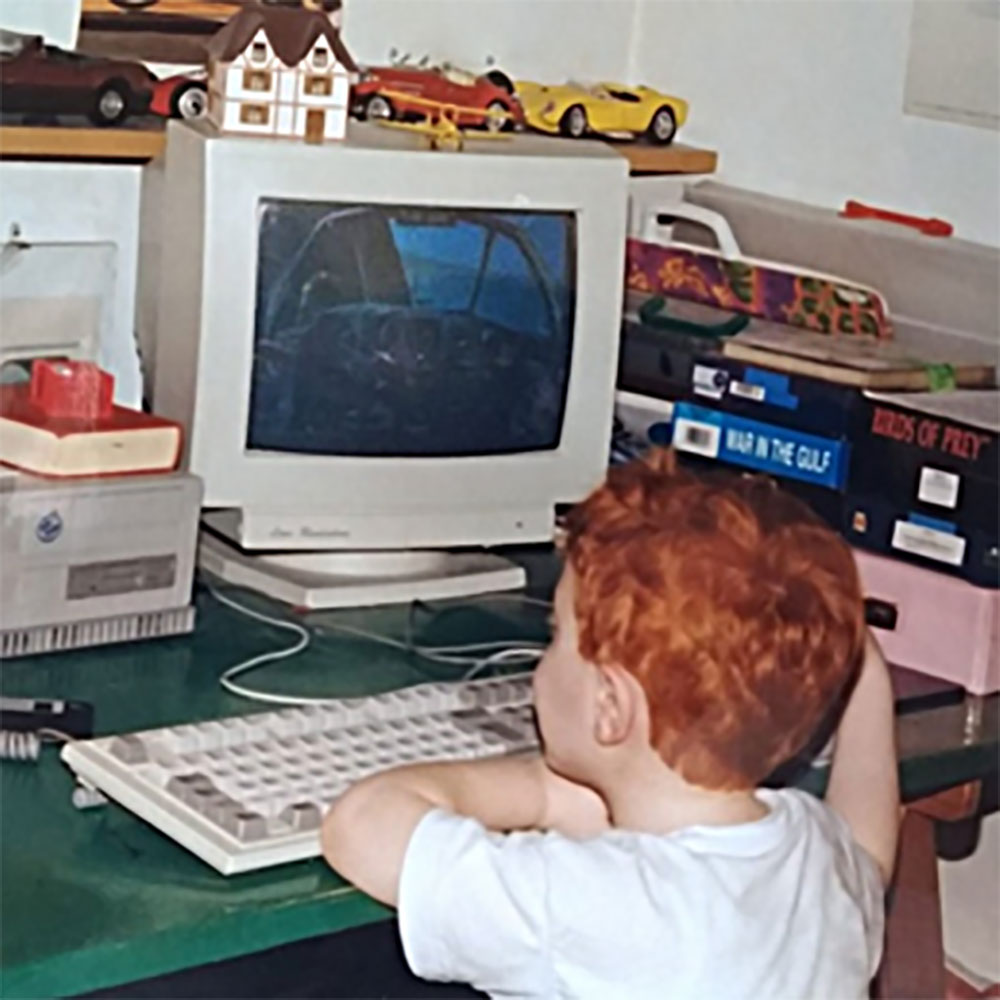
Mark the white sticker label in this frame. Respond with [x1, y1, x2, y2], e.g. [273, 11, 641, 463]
[917, 466, 960, 509]
[673, 417, 721, 458]
[729, 380, 766, 403]
[891, 520, 967, 566]
[692, 364, 727, 400]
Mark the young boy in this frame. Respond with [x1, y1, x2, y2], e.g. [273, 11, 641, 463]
[322, 451, 900, 999]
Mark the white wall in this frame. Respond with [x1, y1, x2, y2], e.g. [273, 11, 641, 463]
[344, 0, 639, 80]
[0, 162, 144, 408]
[0, 0, 79, 47]
[630, 0, 1000, 246]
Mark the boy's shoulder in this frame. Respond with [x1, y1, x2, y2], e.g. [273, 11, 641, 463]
[406, 787, 869, 884]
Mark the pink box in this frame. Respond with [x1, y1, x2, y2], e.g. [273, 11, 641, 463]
[854, 547, 999, 695]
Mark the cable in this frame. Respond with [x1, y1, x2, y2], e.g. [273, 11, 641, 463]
[410, 591, 552, 614]
[211, 587, 314, 706]
[209, 586, 550, 706]
[462, 646, 544, 681]
[0, 730, 41, 762]
[404, 593, 550, 655]
[0, 727, 74, 763]
[319, 618, 546, 667]
[314, 591, 550, 667]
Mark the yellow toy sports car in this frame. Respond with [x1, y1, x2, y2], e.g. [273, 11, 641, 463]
[502, 79, 688, 144]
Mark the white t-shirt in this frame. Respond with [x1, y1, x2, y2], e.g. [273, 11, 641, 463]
[398, 788, 885, 1000]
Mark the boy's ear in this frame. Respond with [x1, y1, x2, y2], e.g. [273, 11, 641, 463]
[593, 665, 641, 747]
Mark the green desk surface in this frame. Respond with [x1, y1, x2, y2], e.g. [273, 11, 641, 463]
[1, 580, 997, 998]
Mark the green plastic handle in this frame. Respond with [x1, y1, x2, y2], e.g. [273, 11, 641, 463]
[638, 296, 749, 339]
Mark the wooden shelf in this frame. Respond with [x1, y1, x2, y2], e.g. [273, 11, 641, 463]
[0, 122, 166, 161]
[0, 121, 716, 174]
[613, 142, 717, 175]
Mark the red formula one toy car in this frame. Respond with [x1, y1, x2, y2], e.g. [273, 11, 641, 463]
[351, 60, 522, 131]
[150, 72, 207, 120]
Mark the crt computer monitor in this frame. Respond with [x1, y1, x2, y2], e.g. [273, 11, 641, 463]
[152, 120, 628, 608]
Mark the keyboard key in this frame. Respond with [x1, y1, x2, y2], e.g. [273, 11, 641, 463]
[167, 725, 207, 754]
[196, 721, 231, 750]
[166, 773, 215, 805]
[279, 802, 322, 832]
[109, 735, 149, 764]
[232, 811, 268, 842]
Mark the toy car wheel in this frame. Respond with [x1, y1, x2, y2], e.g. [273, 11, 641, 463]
[646, 105, 677, 145]
[172, 81, 207, 120]
[91, 80, 131, 126]
[560, 104, 588, 139]
[363, 94, 394, 121]
[484, 100, 509, 132]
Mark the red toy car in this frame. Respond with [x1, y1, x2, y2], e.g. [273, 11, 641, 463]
[0, 30, 157, 125]
[352, 61, 522, 131]
[150, 72, 207, 120]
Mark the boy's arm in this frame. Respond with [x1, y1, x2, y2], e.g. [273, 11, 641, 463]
[825, 632, 900, 885]
[321, 754, 608, 905]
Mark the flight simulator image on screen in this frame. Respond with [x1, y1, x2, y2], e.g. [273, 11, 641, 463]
[247, 199, 577, 458]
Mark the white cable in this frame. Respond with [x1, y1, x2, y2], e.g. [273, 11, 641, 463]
[317, 587, 551, 665]
[210, 587, 549, 706]
[211, 587, 315, 706]
[318, 619, 547, 667]
[0, 727, 74, 763]
[463, 647, 544, 681]
[0, 729, 42, 761]
[424, 643, 546, 667]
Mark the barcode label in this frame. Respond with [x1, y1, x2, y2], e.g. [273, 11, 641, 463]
[729, 380, 766, 402]
[891, 520, 966, 566]
[673, 418, 721, 458]
[917, 466, 960, 509]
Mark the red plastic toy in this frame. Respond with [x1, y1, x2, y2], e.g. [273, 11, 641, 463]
[150, 72, 207, 120]
[28, 360, 114, 421]
[352, 62, 521, 131]
[841, 200, 953, 238]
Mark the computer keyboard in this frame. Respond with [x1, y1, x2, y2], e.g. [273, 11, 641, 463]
[61, 672, 537, 875]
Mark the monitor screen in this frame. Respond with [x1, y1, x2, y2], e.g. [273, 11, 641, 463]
[247, 199, 577, 458]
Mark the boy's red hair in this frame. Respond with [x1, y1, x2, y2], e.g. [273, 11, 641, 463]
[564, 450, 865, 791]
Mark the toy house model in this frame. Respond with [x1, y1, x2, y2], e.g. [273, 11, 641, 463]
[206, 4, 357, 142]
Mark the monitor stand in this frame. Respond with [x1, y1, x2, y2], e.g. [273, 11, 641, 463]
[198, 530, 527, 609]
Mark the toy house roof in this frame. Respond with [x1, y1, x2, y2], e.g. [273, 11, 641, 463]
[207, 5, 357, 72]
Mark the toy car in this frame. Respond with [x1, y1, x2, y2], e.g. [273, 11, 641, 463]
[82, 1, 242, 18]
[352, 61, 521, 131]
[150, 73, 207, 120]
[83, 1, 340, 21]
[0, 30, 157, 125]
[489, 74, 687, 144]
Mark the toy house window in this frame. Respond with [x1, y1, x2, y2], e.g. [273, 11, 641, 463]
[306, 75, 332, 96]
[240, 103, 270, 125]
[243, 69, 273, 92]
[312, 47, 329, 69]
[250, 41, 268, 64]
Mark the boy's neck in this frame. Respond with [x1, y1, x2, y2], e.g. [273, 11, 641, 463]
[599, 753, 768, 835]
